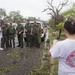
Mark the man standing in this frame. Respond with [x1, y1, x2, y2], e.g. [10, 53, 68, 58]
[8, 23, 16, 48]
[33, 21, 40, 48]
[1, 21, 9, 49]
[16, 22, 24, 48]
[25, 20, 32, 47]
[37, 23, 41, 48]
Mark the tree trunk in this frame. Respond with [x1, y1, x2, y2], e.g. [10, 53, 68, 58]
[57, 29, 61, 40]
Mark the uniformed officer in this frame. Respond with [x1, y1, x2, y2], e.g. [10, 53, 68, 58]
[8, 23, 16, 48]
[33, 21, 40, 48]
[1, 22, 9, 49]
[16, 22, 24, 48]
[37, 23, 42, 48]
[25, 20, 32, 47]
[30, 23, 34, 47]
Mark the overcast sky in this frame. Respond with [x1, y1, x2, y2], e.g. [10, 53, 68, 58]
[0, 0, 75, 21]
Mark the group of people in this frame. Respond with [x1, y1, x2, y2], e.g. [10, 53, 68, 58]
[0, 20, 42, 50]
[25, 21, 41, 48]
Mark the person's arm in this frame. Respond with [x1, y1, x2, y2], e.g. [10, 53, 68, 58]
[19, 25, 24, 34]
[50, 39, 58, 49]
[19, 30, 24, 34]
[1, 26, 3, 32]
[24, 25, 27, 32]
[0, 29, 2, 32]
[48, 39, 58, 57]
[16, 26, 18, 34]
[13, 27, 16, 36]
[30, 27, 33, 35]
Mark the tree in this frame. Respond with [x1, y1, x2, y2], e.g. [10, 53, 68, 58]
[56, 22, 64, 39]
[27, 17, 36, 21]
[62, 3, 75, 20]
[0, 8, 7, 19]
[9, 10, 23, 23]
[43, 0, 69, 27]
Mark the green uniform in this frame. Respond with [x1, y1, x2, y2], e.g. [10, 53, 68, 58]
[30, 24, 34, 47]
[6, 24, 10, 48]
[16, 24, 24, 48]
[33, 25, 40, 48]
[8, 25, 16, 48]
[1, 25, 9, 48]
[25, 23, 31, 47]
[38, 26, 42, 47]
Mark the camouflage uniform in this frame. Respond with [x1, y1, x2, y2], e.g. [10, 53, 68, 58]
[16, 23, 24, 48]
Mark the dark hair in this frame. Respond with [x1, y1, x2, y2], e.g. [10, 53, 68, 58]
[64, 20, 75, 35]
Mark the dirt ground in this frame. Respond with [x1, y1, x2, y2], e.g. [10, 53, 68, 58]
[0, 43, 44, 75]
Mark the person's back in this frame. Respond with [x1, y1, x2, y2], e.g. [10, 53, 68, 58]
[49, 20, 75, 75]
[51, 39, 75, 75]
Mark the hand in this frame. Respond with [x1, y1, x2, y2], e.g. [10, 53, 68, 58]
[50, 39, 58, 48]
[25, 29, 27, 32]
[30, 33, 32, 35]
[53, 39, 58, 45]
[19, 32, 21, 34]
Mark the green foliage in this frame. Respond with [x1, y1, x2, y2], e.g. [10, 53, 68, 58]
[56, 22, 64, 29]
[0, 64, 19, 73]
[29, 66, 50, 75]
[62, 3, 75, 19]
[9, 10, 23, 22]
[42, 56, 50, 61]
[0, 8, 6, 18]
[10, 51, 21, 58]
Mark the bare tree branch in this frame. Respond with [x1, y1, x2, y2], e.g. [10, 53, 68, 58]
[43, 0, 69, 26]
[58, 0, 69, 12]
[47, 0, 54, 10]
[47, 12, 53, 16]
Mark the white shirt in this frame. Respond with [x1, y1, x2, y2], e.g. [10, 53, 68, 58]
[50, 39, 75, 75]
